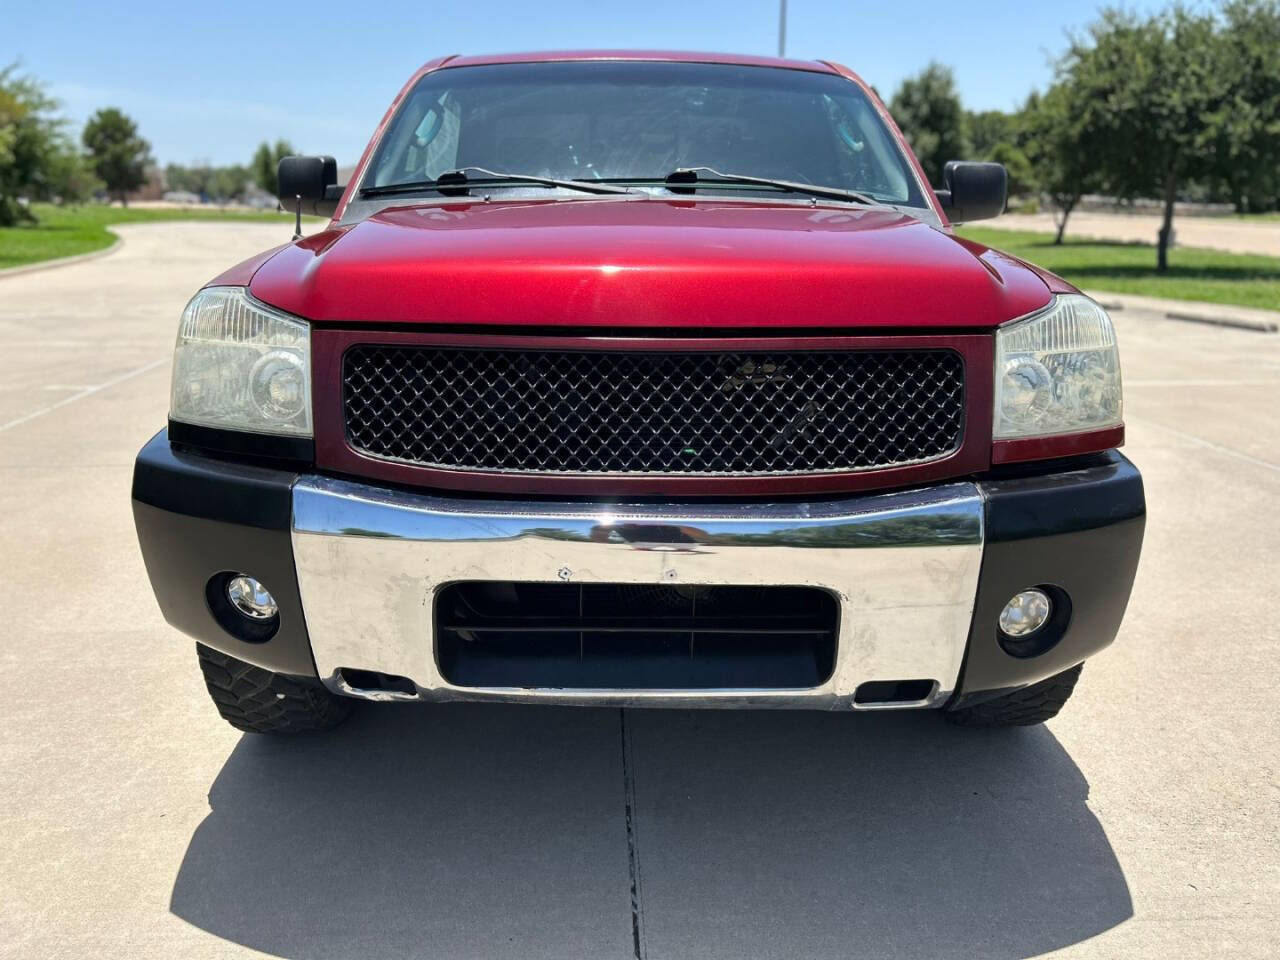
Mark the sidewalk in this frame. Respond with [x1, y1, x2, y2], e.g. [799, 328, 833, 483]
[993, 211, 1280, 258]
[1086, 290, 1280, 333]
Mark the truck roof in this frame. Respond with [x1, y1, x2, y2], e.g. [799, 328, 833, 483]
[434, 50, 840, 75]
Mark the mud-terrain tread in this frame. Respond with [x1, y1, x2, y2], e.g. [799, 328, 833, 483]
[196, 644, 350, 734]
[946, 664, 1083, 727]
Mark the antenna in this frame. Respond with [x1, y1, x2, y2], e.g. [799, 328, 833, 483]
[293, 194, 303, 241]
[778, 0, 787, 58]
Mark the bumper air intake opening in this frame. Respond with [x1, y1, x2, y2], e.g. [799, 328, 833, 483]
[435, 582, 839, 690]
[853, 679, 938, 705]
[336, 668, 419, 699]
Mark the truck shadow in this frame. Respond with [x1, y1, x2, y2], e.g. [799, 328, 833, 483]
[171, 703, 1130, 960]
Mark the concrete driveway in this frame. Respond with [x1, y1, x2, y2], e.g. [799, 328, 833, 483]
[1, 223, 1277, 959]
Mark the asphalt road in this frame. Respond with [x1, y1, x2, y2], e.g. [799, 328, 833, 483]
[1, 223, 1277, 959]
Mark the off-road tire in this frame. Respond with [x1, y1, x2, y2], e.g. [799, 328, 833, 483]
[945, 664, 1083, 727]
[196, 644, 351, 734]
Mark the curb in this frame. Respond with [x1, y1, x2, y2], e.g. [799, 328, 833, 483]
[1085, 291, 1279, 334]
[0, 232, 124, 280]
[1163, 310, 1278, 334]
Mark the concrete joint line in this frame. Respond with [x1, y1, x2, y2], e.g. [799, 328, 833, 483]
[1163, 311, 1278, 334]
[620, 710, 648, 960]
[0, 357, 168, 433]
[1131, 416, 1280, 475]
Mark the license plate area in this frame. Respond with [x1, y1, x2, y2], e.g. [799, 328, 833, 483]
[435, 582, 839, 690]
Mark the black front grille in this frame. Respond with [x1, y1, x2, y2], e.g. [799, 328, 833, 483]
[343, 345, 965, 476]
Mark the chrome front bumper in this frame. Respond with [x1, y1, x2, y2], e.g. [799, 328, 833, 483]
[290, 476, 985, 710]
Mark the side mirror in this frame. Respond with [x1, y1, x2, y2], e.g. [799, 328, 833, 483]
[934, 161, 1006, 223]
[277, 155, 344, 218]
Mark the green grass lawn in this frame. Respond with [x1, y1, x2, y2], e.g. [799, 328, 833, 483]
[8, 204, 1278, 311]
[960, 226, 1280, 311]
[0, 203, 316, 270]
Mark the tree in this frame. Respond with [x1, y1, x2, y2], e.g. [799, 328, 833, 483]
[1059, 7, 1225, 271]
[44, 144, 100, 205]
[0, 64, 75, 225]
[1022, 85, 1104, 243]
[963, 104, 1039, 198]
[209, 164, 250, 203]
[967, 109, 1015, 159]
[251, 138, 296, 197]
[1213, 0, 1280, 212]
[889, 63, 970, 186]
[163, 162, 201, 196]
[165, 161, 250, 202]
[987, 141, 1035, 198]
[82, 107, 151, 206]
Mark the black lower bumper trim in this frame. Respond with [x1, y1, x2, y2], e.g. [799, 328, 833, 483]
[949, 451, 1145, 708]
[168, 418, 315, 468]
[132, 429, 318, 678]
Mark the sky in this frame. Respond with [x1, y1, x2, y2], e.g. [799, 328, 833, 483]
[5, 0, 1164, 168]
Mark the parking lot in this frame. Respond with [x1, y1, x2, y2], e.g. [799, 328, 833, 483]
[1, 222, 1277, 959]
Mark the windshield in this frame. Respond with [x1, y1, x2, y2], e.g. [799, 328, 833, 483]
[362, 61, 927, 207]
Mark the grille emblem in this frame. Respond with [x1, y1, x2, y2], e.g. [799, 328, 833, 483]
[720, 358, 785, 392]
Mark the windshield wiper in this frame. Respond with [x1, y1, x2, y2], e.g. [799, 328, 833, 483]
[659, 167, 881, 205]
[360, 166, 632, 198]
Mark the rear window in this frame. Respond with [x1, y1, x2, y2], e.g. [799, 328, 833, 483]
[364, 60, 926, 207]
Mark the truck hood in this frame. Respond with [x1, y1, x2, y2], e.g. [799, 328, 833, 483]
[248, 198, 1054, 330]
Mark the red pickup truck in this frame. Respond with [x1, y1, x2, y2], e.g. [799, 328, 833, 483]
[132, 51, 1144, 734]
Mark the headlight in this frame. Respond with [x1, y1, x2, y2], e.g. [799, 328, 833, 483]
[170, 287, 311, 436]
[994, 295, 1122, 439]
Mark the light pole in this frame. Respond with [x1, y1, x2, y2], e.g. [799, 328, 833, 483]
[778, 0, 788, 57]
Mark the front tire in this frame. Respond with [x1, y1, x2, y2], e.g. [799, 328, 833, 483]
[945, 664, 1083, 727]
[196, 644, 351, 734]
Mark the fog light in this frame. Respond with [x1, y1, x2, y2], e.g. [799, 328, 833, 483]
[226, 575, 278, 620]
[999, 588, 1051, 637]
